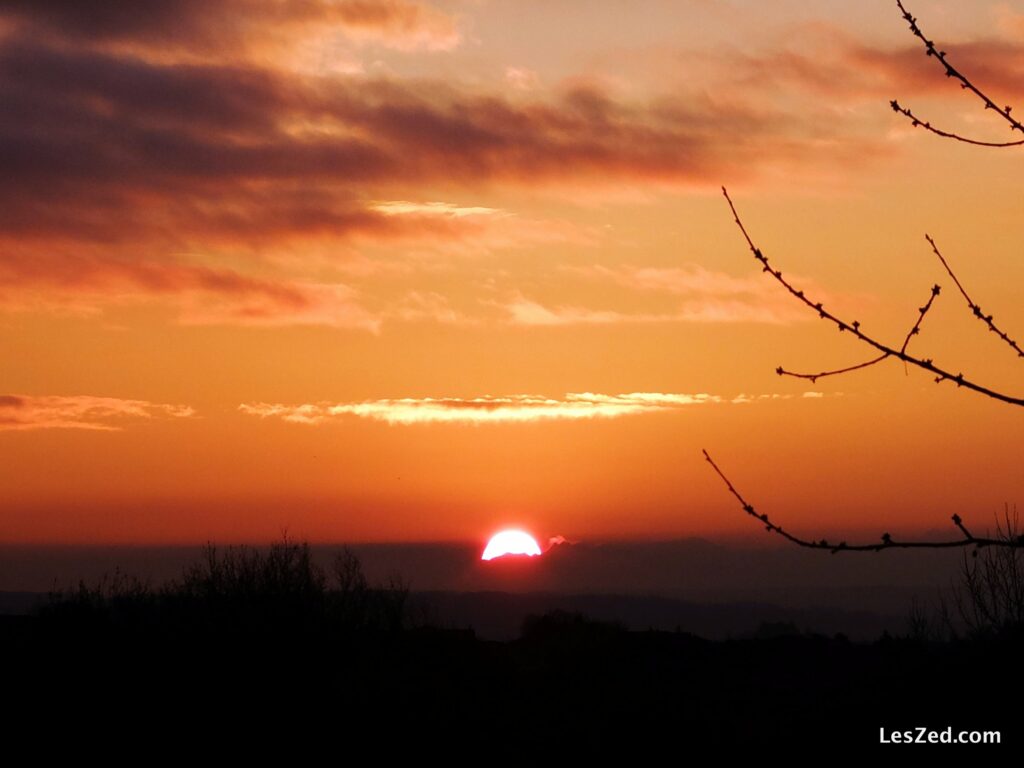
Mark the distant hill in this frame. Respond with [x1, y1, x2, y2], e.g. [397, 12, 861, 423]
[411, 590, 903, 641]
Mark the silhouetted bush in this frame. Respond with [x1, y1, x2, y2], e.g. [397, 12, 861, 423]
[953, 507, 1024, 640]
[41, 568, 156, 632]
[39, 537, 410, 637]
[905, 508, 1024, 643]
[332, 546, 409, 632]
[175, 538, 325, 601]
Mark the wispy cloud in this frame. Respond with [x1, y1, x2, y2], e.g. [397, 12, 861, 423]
[577, 265, 799, 299]
[370, 201, 504, 218]
[720, 23, 1024, 106]
[177, 281, 382, 331]
[501, 264, 843, 326]
[501, 298, 639, 327]
[500, 295, 808, 327]
[0, 395, 195, 431]
[0, 253, 383, 330]
[239, 391, 823, 425]
[505, 66, 540, 91]
[328, 0, 461, 51]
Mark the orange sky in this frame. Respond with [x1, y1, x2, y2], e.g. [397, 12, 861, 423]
[2, 0, 1022, 544]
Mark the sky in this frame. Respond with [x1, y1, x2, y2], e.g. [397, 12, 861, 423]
[1, 0, 1022, 545]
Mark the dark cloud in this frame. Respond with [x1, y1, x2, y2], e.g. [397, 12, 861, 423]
[0, 39, 857, 226]
[726, 26, 1024, 105]
[0, 0, 215, 45]
[0, 6, 903, 321]
[849, 38, 1024, 101]
[0, 0, 461, 53]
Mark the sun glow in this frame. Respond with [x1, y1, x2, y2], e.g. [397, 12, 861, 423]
[481, 529, 543, 561]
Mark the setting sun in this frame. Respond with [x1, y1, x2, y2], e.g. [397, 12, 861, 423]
[481, 530, 543, 561]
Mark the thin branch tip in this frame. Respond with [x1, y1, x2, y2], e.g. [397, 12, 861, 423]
[893, 2, 1023, 146]
[724, 192, 1024, 406]
[705, 453, 1022, 551]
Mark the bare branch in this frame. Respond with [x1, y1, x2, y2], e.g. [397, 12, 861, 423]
[777, 354, 888, 384]
[925, 234, 1024, 359]
[722, 187, 1024, 407]
[777, 285, 937, 382]
[707, 5, 1024, 560]
[703, 450, 1024, 551]
[890, 101, 1024, 148]
[893, 1, 1023, 145]
[899, 283, 940, 354]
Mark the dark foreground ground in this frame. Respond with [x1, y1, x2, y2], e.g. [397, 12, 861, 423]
[3, 541, 1017, 751]
[3, 606, 1018, 750]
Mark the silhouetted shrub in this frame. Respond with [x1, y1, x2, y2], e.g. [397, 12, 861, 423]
[175, 538, 326, 601]
[331, 546, 409, 632]
[905, 507, 1024, 642]
[953, 507, 1024, 640]
[41, 568, 156, 632]
[39, 537, 411, 637]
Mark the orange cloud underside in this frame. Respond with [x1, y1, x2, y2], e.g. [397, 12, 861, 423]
[1, 0, 1022, 544]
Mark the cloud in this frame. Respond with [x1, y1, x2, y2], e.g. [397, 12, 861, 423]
[5, 32, 789, 323]
[503, 264, 839, 327]
[500, 293, 809, 327]
[501, 297, 641, 327]
[505, 66, 540, 91]
[328, 0, 461, 51]
[370, 201, 505, 218]
[723, 24, 1024, 107]
[579, 265, 795, 298]
[0, 43, 831, 193]
[995, 5, 1024, 41]
[0, 251, 383, 329]
[0, 250, 308, 302]
[384, 290, 473, 325]
[177, 281, 382, 330]
[0, 8, 945, 326]
[496, 264, 849, 327]
[0, 0, 461, 54]
[0, 394, 195, 431]
[238, 391, 818, 425]
[0, 36, 884, 246]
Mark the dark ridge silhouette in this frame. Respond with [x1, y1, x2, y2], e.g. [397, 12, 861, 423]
[410, 591, 903, 642]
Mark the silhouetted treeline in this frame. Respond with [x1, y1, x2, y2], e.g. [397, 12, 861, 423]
[2, 540, 1019, 748]
[34, 539, 409, 638]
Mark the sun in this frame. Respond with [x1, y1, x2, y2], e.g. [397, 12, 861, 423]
[481, 529, 543, 561]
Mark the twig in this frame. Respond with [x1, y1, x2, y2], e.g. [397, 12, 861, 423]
[722, 187, 1024, 407]
[777, 285, 938, 382]
[777, 354, 888, 384]
[703, 450, 1024, 551]
[890, 101, 1024, 148]
[892, 1, 1023, 145]
[925, 234, 1024, 358]
[899, 283, 940, 354]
